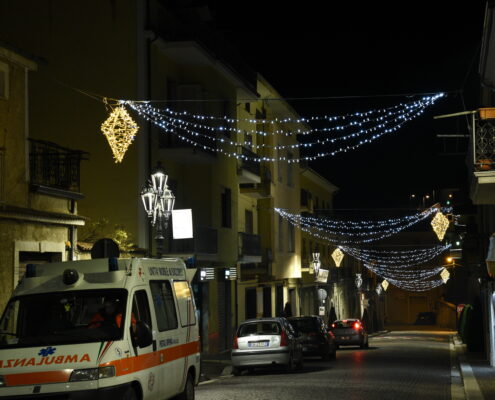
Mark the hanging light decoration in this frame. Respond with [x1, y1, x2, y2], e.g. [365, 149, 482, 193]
[431, 211, 450, 241]
[376, 284, 383, 295]
[440, 268, 450, 283]
[355, 273, 363, 289]
[381, 280, 389, 291]
[332, 248, 344, 267]
[101, 104, 139, 163]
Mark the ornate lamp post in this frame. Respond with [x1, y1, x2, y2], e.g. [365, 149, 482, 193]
[141, 162, 175, 258]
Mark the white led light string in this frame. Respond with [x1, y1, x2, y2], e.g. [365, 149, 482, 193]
[128, 97, 429, 144]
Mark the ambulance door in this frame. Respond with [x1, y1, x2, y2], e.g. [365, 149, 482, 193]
[130, 289, 161, 400]
[173, 280, 198, 390]
[149, 279, 182, 397]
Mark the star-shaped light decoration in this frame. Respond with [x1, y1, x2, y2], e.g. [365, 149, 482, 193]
[381, 280, 389, 291]
[440, 268, 450, 283]
[332, 247, 344, 268]
[431, 211, 449, 241]
[101, 104, 139, 163]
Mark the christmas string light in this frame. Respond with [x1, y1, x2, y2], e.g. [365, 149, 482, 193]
[129, 97, 429, 145]
[130, 93, 444, 130]
[125, 93, 444, 163]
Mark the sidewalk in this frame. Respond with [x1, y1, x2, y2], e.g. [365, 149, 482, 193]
[452, 334, 495, 400]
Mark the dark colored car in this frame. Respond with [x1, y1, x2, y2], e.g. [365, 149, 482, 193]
[289, 316, 336, 360]
[329, 319, 369, 349]
[415, 312, 436, 325]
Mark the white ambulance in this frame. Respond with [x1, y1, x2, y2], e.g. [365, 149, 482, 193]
[0, 257, 200, 399]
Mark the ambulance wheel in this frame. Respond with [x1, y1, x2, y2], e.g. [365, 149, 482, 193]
[178, 372, 195, 400]
[122, 386, 138, 400]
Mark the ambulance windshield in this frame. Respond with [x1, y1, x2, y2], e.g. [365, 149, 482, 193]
[0, 290, 127, 348]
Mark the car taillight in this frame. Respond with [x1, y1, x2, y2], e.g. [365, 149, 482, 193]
[353, 322, 361, 330]
[233, 335, 239, 349]
[331, 323, 336, 329]
[280, 330, 288, 347]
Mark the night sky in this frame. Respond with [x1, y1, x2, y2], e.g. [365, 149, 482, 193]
[209, 1, 486, 212]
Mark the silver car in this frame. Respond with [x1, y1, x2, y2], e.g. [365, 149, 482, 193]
[231, 317, 303, 375]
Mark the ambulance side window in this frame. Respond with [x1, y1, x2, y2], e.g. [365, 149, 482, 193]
[173, 281, 197, 327]
[132, 290, 152, 328]
[150, 280, 178, 332]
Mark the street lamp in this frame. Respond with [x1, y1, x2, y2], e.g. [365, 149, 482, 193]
[141, 162, 175, 258]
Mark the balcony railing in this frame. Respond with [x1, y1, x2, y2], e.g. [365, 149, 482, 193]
[29, 139, 88, 195]
[238, 146, 261, 177]
[238, 232, 262, 257]
[473, 113, 495, 170]
[168, 225, 218, 255]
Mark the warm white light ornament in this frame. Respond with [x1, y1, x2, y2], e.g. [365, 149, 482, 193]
[332, 248, 344, 267]
[101, 104, 139, 163]
[431, 211, 450, 241]
[381, 280, 389, 291]
[440, 268, 450, 283]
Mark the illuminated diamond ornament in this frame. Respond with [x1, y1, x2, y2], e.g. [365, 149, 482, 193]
[332, 248, 344, 268]
[101, 105, 139, 163]
[381, 280, 389, 291]
[440, 268, 450, 283]
[431, 211, 449, 241]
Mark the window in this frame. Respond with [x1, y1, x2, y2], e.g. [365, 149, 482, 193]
[288, 221, 295, 253]
[278, 215, 284, 252]
[132, 290, 152, 329]
[277, 147, 283, 183]
[173, 281, 196, 327]
[287, 153, 294, 186]
[0, 62, 8, 100]
[221, 187, 232, 228]
[302, 238, 307, 260]
[150, 281, 178, 331]
[245, 209, 254, 234]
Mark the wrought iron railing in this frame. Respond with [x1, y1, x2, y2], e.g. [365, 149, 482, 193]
[238, 232, 262, 257]
[29, 139, 88, 193]
[473, 114, 495, 170]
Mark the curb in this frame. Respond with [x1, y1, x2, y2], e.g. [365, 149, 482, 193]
[451, 334, 485, 400]
[369, 330, 389, 338]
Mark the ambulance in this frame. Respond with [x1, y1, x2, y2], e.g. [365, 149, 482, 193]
[0, 257, 200, 399]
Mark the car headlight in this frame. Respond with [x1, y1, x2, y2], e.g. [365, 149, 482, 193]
[0, 375, 5, 387]
[69, 366, 115, 382]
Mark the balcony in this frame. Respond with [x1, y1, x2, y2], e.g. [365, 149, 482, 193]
[239, 165, 272, 198]
[159, 130, 217, 165]
[300, 189, 313, 212]
[238, 146, 261, 184]
[470, 110, 495, 204]
[167, 225, 218, 261]
[238, 232, 262, 263]
[29, 139, 88, 200]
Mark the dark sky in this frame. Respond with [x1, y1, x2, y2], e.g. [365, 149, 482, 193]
[208, 1, 486, 211]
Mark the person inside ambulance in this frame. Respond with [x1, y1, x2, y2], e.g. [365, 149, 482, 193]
[88, 297, 136, 332]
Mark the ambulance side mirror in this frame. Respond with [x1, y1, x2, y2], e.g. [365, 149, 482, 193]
[134, 321, 153, 348]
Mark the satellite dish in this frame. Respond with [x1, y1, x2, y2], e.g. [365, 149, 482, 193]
[91, 238, 120, 259]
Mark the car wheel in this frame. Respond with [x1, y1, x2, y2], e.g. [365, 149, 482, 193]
[335, 344, 340, 350]
[177, 372, 195, 400]
[232, 367, 243, 376]
[122, 386, 138, 400]
[365, 338, 369, 349]
[360, 341, 365, 349]
[285, 354, 295, 373]
[296, 356, 304, 371]
[330, 349, 337, 360]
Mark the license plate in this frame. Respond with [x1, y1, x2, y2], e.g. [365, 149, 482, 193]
[248, 341, 269, 348]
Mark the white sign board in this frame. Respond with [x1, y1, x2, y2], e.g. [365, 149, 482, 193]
[172, 209, 193, 239]
[316, 268, 329, 283]
[319, 306, 326, 316]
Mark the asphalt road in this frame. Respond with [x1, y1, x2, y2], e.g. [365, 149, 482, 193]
[196, 331, 453, 400]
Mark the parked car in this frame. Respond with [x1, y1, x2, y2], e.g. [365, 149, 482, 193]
[329, 319, 369, 349]
[289, 316, 337, 360]
[231, 317, 304, 375]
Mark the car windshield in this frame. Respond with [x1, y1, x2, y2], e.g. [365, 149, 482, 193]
[333, 320, 357, 328]
[238, 322, 281, 337]
[289, 318, 319, 333]
[0, 290, 127, 348]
